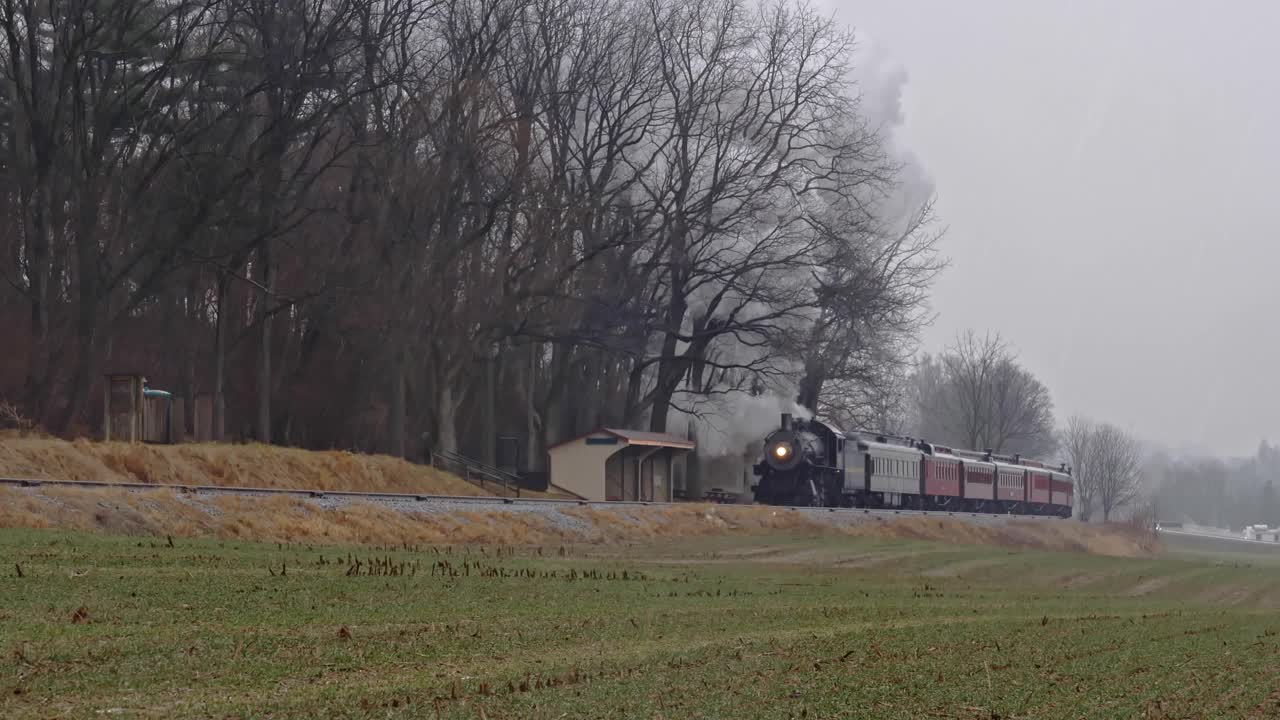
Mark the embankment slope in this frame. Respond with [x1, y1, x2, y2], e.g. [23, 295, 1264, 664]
[0, 434, 490, 495]
[0, 483, 1160, 558]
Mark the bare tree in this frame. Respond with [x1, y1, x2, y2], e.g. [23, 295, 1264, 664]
[919, 331, 1056, 456]
[628, 0, 886, 432]
[988, 358, 1057, 457]
[1093, 423, 1143, 522]
[1061, 415, 1097, 521]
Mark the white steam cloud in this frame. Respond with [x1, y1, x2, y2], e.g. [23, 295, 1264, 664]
[683, 391, 814, 459]
[852, 37, 938, 236]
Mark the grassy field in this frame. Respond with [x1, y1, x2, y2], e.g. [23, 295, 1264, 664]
[3, 529, 1279, 719]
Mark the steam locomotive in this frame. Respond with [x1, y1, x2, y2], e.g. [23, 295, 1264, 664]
[750, 414, 1073, 518]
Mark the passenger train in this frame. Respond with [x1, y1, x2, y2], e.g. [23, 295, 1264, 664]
[750, 413, 1073, 518]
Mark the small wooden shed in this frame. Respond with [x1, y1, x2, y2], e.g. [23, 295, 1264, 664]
[548, 428, 695, 502]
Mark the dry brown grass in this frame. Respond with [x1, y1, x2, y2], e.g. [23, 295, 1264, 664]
[844, 515, 1163, 558]
[0, 434, 508, 496]
[0, 486, 583, 546]
[0, 485, 1160, 557]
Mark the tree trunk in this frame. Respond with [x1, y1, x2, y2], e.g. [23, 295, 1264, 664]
[256, 241, 275, 444]
[542, 385, 565, 467]
[575, 351, 602, 431]
[647, 291, 689, 433]
[59, 253, 99, 434]
[435, 383, 457, 453]
[57, 180, 108, 434]
[22, 183, 53, 422]
[796, 357, 825, 414]
[623, 360, 645, 427]
[480, 353, 497, 466]
[526, 342, 542, 472]
[389, 351, 406, 458]
[647, 344, 684, 433]
[212, 271, 232, 443]
[58, 316, 98, 435]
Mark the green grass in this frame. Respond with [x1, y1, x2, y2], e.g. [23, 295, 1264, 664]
[2, 529, 1280, 719]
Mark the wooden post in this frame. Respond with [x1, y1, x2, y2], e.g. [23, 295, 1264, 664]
[193, 394, 214, 442]
[670, 448, 680, 499]
[130, 378, 140, 442]
[102, 381, 111, 442]
[172, 397, 186, 443]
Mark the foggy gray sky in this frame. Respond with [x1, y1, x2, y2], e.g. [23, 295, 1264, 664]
[832, 0, 1280, 458]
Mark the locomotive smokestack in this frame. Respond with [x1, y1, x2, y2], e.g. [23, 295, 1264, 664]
[780, 413, 792, 431]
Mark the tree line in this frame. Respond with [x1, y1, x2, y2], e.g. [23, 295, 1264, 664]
[1147, 442, 1280, 531]
[0, 0, 945, 468]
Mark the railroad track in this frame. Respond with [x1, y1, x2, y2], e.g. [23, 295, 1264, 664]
[0, 476, 1065, 522]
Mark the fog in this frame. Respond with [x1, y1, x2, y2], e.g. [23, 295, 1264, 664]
[827, 0, 1280, 458]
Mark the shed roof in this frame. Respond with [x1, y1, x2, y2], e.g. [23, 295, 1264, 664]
[603, 428, 695, 449]
[548, 427, 696, 451]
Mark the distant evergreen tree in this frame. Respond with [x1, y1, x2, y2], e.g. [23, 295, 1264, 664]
[1260, 480, 1279, 527]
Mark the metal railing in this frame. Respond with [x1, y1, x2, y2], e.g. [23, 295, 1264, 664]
[431, 449, 522, 498]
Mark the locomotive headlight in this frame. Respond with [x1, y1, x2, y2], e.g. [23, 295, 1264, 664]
[773, 443, 791, 459]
